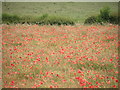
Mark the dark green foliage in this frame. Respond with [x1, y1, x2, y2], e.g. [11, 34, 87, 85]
[84, 7, 119, 25]
[109, 15, 119, 24]
[99, 7, 110, 22]
[2, 13, 20, 24]
[84, 16, 97, 25]
[2, 13, 75, 25]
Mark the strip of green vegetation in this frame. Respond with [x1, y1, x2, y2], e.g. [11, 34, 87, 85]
[84, 7, 119, 25]
[2, 7, 119, 25]
[2, 2, 118, 23]
[2, 13, 75, 25]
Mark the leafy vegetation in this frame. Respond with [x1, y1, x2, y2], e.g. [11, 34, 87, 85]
[2, 13, 75, 25]
[84, 7, 119, 25]
[99, 7, 111, 22]
[84, 16, 97, 25]
[2, 13, 20, 24]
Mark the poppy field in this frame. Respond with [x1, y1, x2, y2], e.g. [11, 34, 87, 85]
[2, 24, 119, 88]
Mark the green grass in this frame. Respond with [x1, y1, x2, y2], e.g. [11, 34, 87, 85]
[2, 2, 118, 23]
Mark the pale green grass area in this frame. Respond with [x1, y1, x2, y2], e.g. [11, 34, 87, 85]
[2, 2, 118, 23]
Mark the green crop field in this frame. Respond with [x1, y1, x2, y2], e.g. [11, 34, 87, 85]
[2, 2, 118, 23]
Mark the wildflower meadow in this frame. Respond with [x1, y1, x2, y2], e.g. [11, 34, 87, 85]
[2, 24, 119, 88]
